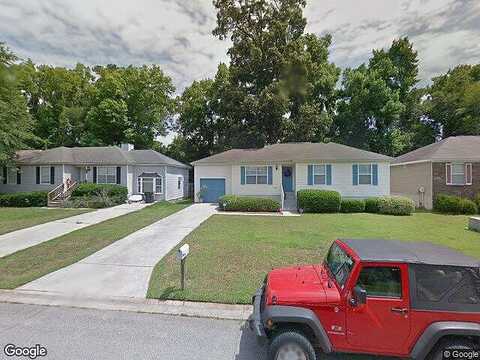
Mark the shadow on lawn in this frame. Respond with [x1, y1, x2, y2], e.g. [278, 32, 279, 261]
[235, 322, 397, 360]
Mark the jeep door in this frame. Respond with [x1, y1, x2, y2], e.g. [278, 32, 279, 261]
[346, 263, 411, 355]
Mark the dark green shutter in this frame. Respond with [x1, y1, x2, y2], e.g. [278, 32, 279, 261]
[267, 166, 273, 185]
[372, 164, 378, 185]
[240, 166, 245, 185]
[352, 164, 358, 185]
[307, 165, 313, 185]
[2, 167, 6, 184]
[50, 166, 55, 184]
[93, 167, 97, 183]
[326, 165, 332, 185]
[116, 167, 121, 184]
[17, 169, 21, 184]
[36, 167, 40, 184]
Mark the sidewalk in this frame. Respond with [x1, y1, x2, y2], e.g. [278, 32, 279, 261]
[0, 289, 252, 320]
[0, 203, 148, 258]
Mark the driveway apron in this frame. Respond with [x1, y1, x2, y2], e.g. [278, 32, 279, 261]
[0, 203, 148, 258]
[20, 203, 217, 298]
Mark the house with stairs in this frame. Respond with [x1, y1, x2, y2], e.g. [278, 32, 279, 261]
[192, 142, 392, 211]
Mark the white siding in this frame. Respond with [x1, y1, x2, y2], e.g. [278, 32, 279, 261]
[165, 166, 189, 201]
[0, 165, 63, 193]
[132, 166, 166, 201]
[194, 165, 232, 202]
[231, 165, 282, 197]
[295, 162, 390, 198]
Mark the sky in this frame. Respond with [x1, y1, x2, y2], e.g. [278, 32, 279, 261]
[1, 0, 479, 143]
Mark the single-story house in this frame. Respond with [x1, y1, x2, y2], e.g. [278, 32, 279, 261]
[192, 142, 392, 210]
[0, 144, 190, 202]
[391, 136, 480, 209]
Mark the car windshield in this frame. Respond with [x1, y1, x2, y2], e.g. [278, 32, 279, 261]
[325, 243, 355, 289]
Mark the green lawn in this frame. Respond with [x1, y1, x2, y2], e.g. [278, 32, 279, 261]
[0, 200, 191, 289]
[148, 212, 480, 304]
[0, 207, 91, 235]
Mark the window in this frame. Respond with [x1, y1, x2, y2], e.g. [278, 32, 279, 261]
[7, 168, 17, 184]
[40, 166, 51, 184]
[246, 166, 268, 185]
[137, 177, 162, 194]
[357, 267, 402, 298]
[325, 243, 355, 289]
[313, 165, 326, 185]
[415, 266, 465, 302]
[156, 177, 163, 194]
[97, 167, 116, 184]
[451, 163, 465, 185]
[358, 164, 373, 185]
[177, 176, 182, 190]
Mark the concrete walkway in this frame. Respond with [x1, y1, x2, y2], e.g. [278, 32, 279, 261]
[0, 203, 148, 258]
[20, 203, 217, 298]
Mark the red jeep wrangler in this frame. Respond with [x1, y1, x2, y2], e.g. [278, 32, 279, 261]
[250, 239, 480, 360]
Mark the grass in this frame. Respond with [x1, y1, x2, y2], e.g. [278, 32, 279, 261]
[0, 207, 91, 235]
[0, 200, 191, 289]
[147, 212, 480, 304]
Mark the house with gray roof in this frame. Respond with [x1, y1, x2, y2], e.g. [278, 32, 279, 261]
[0, 144, 190, 203]
[391, 136, 480, 209]
[192, 142, 392, 210]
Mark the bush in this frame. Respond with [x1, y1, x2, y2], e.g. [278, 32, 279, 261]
[434, 194, 478, 215]
[297, 190, 341, 213]
[377, 196, 415, 216]
[218, 195, 280, 212]
[365, 197, 382, 213]
[340, 199, 365, 213]
[475, 194, 480, 211]
[72, 183, 127, 201]
[0, 191, 48, 207]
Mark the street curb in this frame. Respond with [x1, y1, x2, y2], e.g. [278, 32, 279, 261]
[0, 289, 252, 321]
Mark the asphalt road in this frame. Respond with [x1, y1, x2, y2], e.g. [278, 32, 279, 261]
[0, 303, 393, 360]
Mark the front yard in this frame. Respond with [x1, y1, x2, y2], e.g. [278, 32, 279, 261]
[0, 207, 90, 235]
[148, 213, 480, 304]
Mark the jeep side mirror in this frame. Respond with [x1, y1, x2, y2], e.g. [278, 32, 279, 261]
[351, 286, 367, 306]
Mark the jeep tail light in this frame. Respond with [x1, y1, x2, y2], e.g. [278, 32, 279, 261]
[271, 295, 278, 304]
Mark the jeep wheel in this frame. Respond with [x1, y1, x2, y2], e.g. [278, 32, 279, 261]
[269, 331, 316, 360]
[428, 338, 475, 360]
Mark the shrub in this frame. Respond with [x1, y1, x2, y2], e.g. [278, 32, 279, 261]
[0, 191, 48, 207]
[475, 194, 480, 212]
[218, 195, 280, 212]
[340, 199, 365, 213]
[72, 183, 127, 200]
[365, 197, 382, 213]
[297, 190, 341, 213]
[377, 196, 415, 216]
[434, 194, 478, 215]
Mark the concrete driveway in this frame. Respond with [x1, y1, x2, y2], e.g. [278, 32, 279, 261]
[0, 203, 148, 258]
[20, 203, 217, 298]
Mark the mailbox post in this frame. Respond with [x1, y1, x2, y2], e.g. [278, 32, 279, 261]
[176, 244, 190, 290]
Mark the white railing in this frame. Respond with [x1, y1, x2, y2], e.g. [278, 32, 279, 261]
[280, 186, 285, 211]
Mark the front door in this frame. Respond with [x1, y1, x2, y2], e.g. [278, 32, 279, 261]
[282, 166, 293, 192]
[346, 263, 411, 354]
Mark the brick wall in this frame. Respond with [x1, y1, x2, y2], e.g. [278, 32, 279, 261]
[432, 162, 480, 201]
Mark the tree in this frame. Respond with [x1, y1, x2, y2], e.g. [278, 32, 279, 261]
[424, 64, 480, 138]
[212, 0, 340, 147]
[85, 65, 175, 148]
[0, 43, 34, 164]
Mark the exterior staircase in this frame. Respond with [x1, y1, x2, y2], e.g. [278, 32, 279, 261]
[283, 191, 297, 211]
[47, 181, 78, 207]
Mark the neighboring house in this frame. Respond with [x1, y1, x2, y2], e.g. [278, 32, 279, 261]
[0, 144, 190, 202]
[391, 136, 480, 209]
[192, 142, 392, 210]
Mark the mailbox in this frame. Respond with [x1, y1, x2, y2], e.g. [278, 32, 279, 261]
[177, 244, 190, 261]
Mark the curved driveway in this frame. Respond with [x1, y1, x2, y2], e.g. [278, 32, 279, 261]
[20, 203, 217, 298]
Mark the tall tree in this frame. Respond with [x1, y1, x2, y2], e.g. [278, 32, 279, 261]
[0, 43, 34, 164]
[212, 0, 340, 147]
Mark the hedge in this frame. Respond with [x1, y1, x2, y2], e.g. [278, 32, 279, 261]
[218, 195, 280, 212]
[434, 194, 478, 215]
[475, 194, 480, 211]
[297, 190, 341, 213]
[72, 184, 127, 202]
[377, 196, 415, 216]
[365, 197, 382, 213]
[340, 199, 366, 213]
[0, 191, 48, 207]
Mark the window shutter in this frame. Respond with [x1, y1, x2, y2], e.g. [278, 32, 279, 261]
[50, 166, 55, 184]
[267, 166, 273, 185]
[17, 169, 21, 185]
[36, 167, 40, 184]
[326, 165, 332, 185]
[93, 167, 97, 184]
[352, 164, 358, 186]
[2, 167, 6, 184]
[116, 167, 121, 184]
[372, 164, 378, 186]
[307, 165, 313, 185]
[445, 163, 452, 185]
[465, 163, 473, 185]
[240, 166, 245, 185]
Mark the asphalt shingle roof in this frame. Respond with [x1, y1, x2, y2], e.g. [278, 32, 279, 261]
[192, 142, 392, 165]
[393, 136, 480, 164]
[15, 146, 190, 168]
